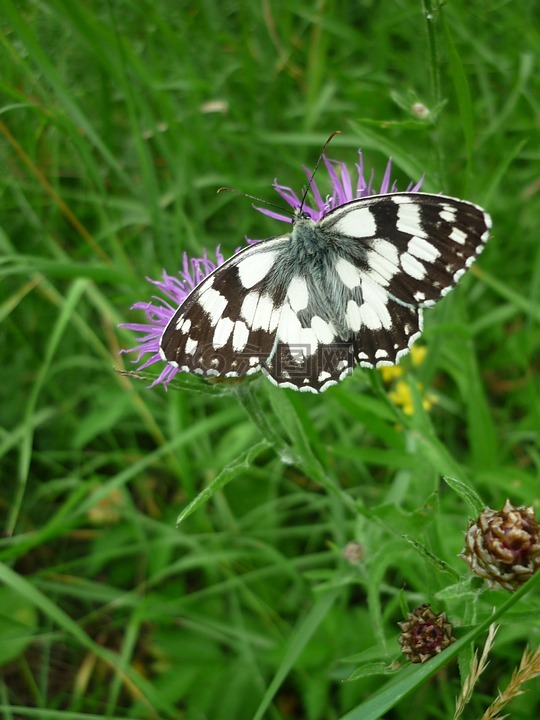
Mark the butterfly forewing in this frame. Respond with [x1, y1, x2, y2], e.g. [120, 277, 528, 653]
[323, 193, 490, 308]
[159, 192, 490, 392]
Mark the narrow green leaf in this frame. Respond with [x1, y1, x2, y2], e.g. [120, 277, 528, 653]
[251, 589, 340, 720]
[176, 441, 270, 525]
[442, 475, 484, 516]
[440, 11, 474, 183]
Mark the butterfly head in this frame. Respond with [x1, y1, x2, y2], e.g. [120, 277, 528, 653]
[293, 206, 314, 224]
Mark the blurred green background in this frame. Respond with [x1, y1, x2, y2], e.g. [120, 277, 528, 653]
[1, 1, 540, 719]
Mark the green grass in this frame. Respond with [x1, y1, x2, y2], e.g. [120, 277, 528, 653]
[1, 1, 540, 718]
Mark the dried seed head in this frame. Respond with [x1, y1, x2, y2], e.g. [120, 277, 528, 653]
[460, 499, 540, 591]
[411, 102, 430, 119]
[342, 541, 364, 565]
[398, 604, 456, 663]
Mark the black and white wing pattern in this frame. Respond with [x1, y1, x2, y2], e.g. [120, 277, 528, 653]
[160, 192, 491, 393]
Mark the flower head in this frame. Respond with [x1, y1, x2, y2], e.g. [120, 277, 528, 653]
[255, 150, 423, 224]
[398, 604, 456, 664]
[119, 249, 224, 387]
[460, 499, 540, 591]
[120, 151, 423, 388]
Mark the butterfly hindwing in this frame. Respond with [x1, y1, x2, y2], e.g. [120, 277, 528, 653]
[352, 299, 423, 368]
[262, 273, 352, 391]
[264, 339, 354, 391]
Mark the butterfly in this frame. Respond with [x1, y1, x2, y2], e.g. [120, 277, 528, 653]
[159, 192, 491, 392]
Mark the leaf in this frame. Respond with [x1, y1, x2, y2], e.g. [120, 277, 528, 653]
[347, 662, 400, 682]
[176, 441, 270, 525]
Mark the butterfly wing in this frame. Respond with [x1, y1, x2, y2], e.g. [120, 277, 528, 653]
[263, 338, 354, 392]
[271, 192, 490, 386]
[261, 273, 355, 392]
[261, 259, 424, 392]
[322, 192, 491, 308]
[160, 236, 290, 379]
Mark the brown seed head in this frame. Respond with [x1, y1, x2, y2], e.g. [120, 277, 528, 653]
[460, 499, 540, 591]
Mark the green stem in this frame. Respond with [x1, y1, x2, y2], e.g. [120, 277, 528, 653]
[421, 0, 441, 107]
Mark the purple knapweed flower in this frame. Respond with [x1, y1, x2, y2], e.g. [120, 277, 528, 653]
[254, 151, 423, 225]
[120, 150, 423, 389]
[120, 249, 224, 388]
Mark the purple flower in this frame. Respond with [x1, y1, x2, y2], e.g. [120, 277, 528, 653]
[254, 151, 423, 225]
[120, 150, 423, 389]
[120, 249, 224, 388]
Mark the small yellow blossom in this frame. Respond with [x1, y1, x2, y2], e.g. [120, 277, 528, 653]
[410, 344, 427, 366]
[387, 380, 435, 416]
[388, 380, 415, 415]
[379, 344, 428, 384]
[379, 364, 404, 383]
[380, 344, 435, 415]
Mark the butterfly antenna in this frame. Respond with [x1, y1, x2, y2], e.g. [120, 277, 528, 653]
[217, 187, 293, 217]
[299, 130, 341, 211]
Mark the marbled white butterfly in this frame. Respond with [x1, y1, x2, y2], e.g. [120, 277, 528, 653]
[160, 192, 491, 393]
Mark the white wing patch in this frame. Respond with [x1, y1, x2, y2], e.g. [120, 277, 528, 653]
[366, 245, 399, 285]
[311, 316, 336, 343]
[346, 300, 362, 332]
[400, 253, 426, 280]
[232, 321, 249, 351]
[241, 292, 280, 332]
[408, 236, 440, 262]
[335, 257, 362, 288]
[359, 276, 393, 330]
[396, 202, 424, 236]
[237, 250, 277, 289]
[450, 227, 467, 245]
[199, 287, 228, 322]
[329, 206, 377, 237]
[287, 276, 309, 312]
[213, 316, 234, 348]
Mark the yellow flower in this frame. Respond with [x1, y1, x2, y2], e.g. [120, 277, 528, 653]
[388, 380, 435, 416]
[380, 344, 435, 415]
[379, 344, 428, 385]
[388, 380, 415, 415]
[410, 344, 427, 367]
[379, 364, 404, 383]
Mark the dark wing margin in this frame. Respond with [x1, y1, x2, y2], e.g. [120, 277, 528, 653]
[263, 340, 355, 393]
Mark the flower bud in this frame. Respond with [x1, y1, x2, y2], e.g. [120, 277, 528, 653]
[460, 499, 540, 591]
[398, 604, 455, 663]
